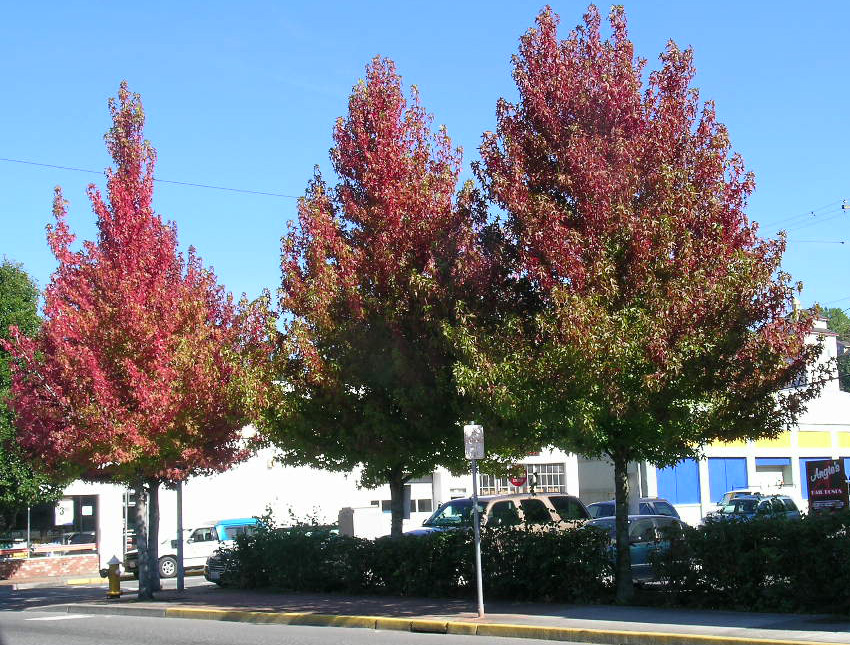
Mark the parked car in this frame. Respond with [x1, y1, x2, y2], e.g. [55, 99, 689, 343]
[125, 517, 259, 578]
[706, 494, 801, 522]
[585, 514, 686, 582]
[406, 493, 589, 536]
[586, 497, 680, 520]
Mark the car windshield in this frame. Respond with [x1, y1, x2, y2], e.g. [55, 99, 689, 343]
[422, 499, 481, 527]
[721, 499, 758, 514]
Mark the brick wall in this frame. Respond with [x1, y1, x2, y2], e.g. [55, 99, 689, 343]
[0, 554, 100, 580]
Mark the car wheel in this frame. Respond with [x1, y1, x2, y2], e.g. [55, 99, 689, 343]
[158, 556, 178, 578]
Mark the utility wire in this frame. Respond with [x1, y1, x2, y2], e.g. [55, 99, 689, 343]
[760, 199, 845, 228]
[0, 156, 299, 199]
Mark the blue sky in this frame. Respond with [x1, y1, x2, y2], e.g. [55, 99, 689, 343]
[2, 2, 848, 309]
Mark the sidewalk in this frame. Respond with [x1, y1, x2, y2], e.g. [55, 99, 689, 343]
[24, 580, 850, 645]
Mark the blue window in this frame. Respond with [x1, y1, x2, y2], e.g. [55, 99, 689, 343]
[708, 458, 748, 504]
[799, 457, 830, 499]
[755, 457, 791, 467]
[656, 459, 701, 504]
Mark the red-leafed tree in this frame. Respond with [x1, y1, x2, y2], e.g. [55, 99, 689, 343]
[453, 6, 824, 602]
[269, 57, 501, 537]
[3, 83, 274, 599]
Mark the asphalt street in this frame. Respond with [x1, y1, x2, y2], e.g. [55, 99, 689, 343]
[0, 577, 211, 612]
[0, 610, 543, 645]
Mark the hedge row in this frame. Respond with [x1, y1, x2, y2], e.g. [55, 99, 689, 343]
[223, 523, 613, 603]
[653, 510, 850, 614]
[222, 511, 850, 613]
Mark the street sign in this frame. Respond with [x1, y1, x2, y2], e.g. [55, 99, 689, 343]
[510, 475, 528, 487]
[463, 424, 484, 460]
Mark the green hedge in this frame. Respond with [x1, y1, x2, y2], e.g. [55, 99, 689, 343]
[652, 511, 850, 613]
[221, 512, 850, 612]
[222, 523, 613, 603]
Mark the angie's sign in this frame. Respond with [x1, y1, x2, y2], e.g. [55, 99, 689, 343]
[805, 459, 849, 513]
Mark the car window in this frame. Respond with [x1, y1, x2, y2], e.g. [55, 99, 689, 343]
[519, 498, 552, 524]
[639, 502, 651, 514]
[191, 528, 215, 542]
[782, 498, 798, 512]
[589, 502, 614, 518]
[770, 498, 786, 513]
[422, 499, 477, 527]
[654, 517, 683, 539]
[488, 501, 521, 527]
[722, 499, 758, 514]
[629, 519, 656, 542]
[222, 525, 257, 540]
[757, 501, 772, 514]
[550, 496, 589, 520]
[654, 501, 677, 517]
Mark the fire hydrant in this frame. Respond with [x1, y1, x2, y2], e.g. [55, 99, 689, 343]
[106, 556, 122, 599]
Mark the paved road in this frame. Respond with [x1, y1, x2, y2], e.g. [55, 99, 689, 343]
[0, 577, 211, 612]
[0, 610, 542, 645]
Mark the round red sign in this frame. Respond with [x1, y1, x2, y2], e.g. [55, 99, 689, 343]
[509, 476, 528, 487]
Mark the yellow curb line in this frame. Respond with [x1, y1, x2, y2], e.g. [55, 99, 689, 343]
[161, 607, 842, 645]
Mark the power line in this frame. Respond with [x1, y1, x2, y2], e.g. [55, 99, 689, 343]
[0, 156, 299, 199]
[787, 239, 847, 244]
[760, 199, 845, 228]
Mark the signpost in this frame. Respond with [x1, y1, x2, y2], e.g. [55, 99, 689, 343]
[805, 459, 849, 513]
[463, 423, 485, 619]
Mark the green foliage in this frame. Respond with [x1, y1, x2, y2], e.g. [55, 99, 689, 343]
[823, 308, 850, 392]
[652, 512, 850, 613]
[0, 260, 65, 532]
[222, 525, 612, 603]
[823, 307, 850, 341]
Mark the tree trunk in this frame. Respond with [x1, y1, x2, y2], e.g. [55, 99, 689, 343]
[133, 479, 152, 600]
[388, 471, 406, 539]
[612, 452, 634, 604]
[148, 478, 161, 592]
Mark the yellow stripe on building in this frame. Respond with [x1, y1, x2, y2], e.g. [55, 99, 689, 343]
[797, 431, 831, 449]
[837, 432, 850, 449]
[754, 432, 791, 448]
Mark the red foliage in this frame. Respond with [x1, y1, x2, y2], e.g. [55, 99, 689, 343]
[478, 6, 812, 395]
[4, 83, 272, 483]
[282, 57, 489, 384]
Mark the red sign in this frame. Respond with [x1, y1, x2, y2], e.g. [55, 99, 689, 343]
[805, 459, 849, 513]
[509, 475, 528, 487]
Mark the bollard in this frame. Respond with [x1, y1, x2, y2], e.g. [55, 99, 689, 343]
[106, 555, 122, 599]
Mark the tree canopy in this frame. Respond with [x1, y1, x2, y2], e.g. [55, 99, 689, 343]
[3, 83, 274, 596]
[268, 57, 498, 537]
[453, 5, 824, 601]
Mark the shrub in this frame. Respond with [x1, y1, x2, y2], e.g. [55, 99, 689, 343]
[652, 511, 850, 613]
[222, 522, 612, 603]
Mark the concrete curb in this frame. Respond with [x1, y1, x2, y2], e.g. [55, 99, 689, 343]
[36, 603, 843, 645]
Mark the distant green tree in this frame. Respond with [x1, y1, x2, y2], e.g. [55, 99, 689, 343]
[823, 307, 850, 391]
[0, 260, 65, 534]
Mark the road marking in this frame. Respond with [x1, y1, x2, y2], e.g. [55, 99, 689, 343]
[26, 614, 93, 621]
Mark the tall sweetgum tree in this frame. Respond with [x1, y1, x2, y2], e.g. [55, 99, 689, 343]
[4, 83, 273, 599]
[454, 6, 824, 602]
[269, 58, 494, 537]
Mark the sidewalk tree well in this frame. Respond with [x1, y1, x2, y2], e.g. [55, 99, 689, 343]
[452, 6, 825, 603]
[3, 83, 275, 598]
[268, 58, 506, 537]
[0, 261, 65, 534]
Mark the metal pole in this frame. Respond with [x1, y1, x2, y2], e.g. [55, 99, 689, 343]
[176, 480, 184, 592]
[26, 506, 31, 554]
[471, 458, 484, 618]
